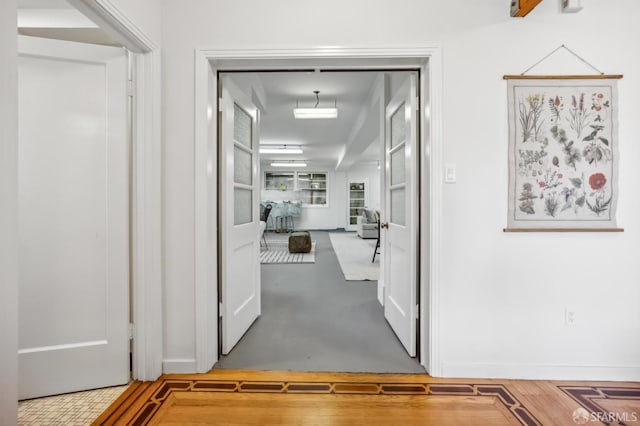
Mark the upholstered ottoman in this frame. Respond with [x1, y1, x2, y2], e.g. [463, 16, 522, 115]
[288, 231, 312, 253]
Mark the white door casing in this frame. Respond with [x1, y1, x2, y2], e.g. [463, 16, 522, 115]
[383, 74, 419, 357]
[18, 36, 129, 399]
[220, 76, 261, 354]
[69, 0, 164, 382]
[194, 48, 444, 375]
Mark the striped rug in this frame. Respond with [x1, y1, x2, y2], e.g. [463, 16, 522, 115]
[260, 241, 316, 264]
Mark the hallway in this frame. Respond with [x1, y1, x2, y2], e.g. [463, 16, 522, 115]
[215, 231, 424, 373]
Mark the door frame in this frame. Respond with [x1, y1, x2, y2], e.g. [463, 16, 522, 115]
[63, 0, 163, 381]
[194, 47, 444, 375]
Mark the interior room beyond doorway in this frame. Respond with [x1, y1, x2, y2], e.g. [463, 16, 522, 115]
[216, 70, 423, 373]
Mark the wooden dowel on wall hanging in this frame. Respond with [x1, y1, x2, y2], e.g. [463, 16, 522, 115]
[503, 74, 624, 80]
[503, 228, 624, 233]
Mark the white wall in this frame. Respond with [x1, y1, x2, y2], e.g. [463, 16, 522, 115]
[0, 0, 18, 423]
[162, 0, 640, 380]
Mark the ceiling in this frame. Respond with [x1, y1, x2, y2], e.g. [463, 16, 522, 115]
[230, 71, 385, 170]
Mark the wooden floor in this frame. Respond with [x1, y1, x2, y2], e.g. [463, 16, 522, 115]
[93, 370, 640, 425]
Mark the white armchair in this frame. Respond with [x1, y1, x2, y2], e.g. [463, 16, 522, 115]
[356, 208, 378, 239]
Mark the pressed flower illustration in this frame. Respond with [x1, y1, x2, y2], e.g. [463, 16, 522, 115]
[582, 124, 611, 166]
[518, 183, 537, 214]
[517, 147, 547, 177]
[550, 125, 582, 170]
[566, 93, 592, 139]
[586, 172, 612, 216]
[589, 173, 606, 190]
[559, 175, 586, 214]
[544, 192, 560, 217]
[519, 94, 545, 143]
[536, 168, 563, 191]
[509, 82, 617, 227]
[548, 95, 564, 123]
[591, 92, 610, 122]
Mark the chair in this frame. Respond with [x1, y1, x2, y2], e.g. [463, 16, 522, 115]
[260, 204, 273, 249]
[259, 221, 267, 249]
[356, 208, 378, 239]
[372, 210, 381, 263]
[260, 203, 273, 222]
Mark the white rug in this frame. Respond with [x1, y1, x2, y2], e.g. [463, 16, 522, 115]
[260, 241, 316, 264]
[329, 232, 379, 281]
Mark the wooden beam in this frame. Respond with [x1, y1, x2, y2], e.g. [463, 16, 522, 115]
[511, 0, 544, 17]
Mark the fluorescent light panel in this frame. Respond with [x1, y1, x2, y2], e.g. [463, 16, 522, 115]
[271, 161, 307, 168]
[259, 145, 303, 154]
[293, 108, 338, 119]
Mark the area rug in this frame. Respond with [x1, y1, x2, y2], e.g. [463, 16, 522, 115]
[260, 241, 316, 264]
[329, 232, 379, 281]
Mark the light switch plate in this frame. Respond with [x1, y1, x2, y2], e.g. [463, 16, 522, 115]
[445, 163, 456, 183]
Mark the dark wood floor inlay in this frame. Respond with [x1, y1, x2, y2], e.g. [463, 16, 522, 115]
[128, 378, 542, 426]
[559, 385, 640, 426]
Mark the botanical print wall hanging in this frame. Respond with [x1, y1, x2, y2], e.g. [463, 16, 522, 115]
[505, 76, 623, 231]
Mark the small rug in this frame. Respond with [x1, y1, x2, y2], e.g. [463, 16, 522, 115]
[329, 232, 379, 281]
[260, 241, 316, 264]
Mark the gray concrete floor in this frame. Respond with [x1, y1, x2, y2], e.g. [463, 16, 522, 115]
[214, 231, 425, 373]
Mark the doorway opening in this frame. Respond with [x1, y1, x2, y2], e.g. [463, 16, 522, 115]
[194, 47, 442, 376]
[215, 69, 423, 373]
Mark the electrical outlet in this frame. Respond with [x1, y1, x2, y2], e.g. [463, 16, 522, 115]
[565, 306, 577, 325]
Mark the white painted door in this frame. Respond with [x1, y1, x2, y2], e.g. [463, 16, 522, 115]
[18, 36, 129, 399]
[383, 75, 418, 357]
[220, 77, 261, 354]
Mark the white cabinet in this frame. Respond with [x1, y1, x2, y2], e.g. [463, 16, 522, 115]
[263, 171, 328, 206]
[297, 172, 327, 206]
[264, 171, 295, 191]
[347, 181, 367, 231]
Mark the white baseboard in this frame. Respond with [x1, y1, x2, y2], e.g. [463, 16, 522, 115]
[162, 358, 198, 374]
[441, 362, 640, 382]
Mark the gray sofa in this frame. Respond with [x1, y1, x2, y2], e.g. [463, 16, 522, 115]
[356, 208, 378, 239]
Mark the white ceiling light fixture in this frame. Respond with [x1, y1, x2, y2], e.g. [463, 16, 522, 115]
[259, 144, 303, 154]
[271, 160, 307, 168]
[293, 90, 338, 119]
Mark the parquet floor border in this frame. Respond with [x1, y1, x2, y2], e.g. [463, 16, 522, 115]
[92, 371, 640, 426]
[559, 385, 640, 425]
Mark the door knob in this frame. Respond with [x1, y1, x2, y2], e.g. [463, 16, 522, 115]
[380, 222, 389, 229]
